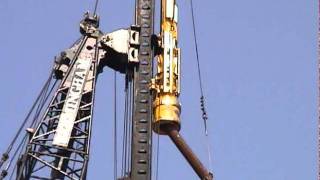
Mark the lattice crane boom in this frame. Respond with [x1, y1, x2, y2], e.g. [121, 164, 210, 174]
[10, 11, 142, 180]
[16, 14, 100, 180]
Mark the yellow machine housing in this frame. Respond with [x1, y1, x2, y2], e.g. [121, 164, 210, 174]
[152, 0, 181, 135]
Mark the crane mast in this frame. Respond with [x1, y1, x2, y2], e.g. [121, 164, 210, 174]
[130, 0, 154, 179]
[0, 0, 213, 179]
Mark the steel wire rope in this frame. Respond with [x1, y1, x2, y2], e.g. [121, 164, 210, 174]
[30, 75, 52, 128]
[150, 31, 159, 180]
[0, 134, 28, 180]
[128, 80, 133, 174]
[93, 0, 100, 15]
[0, 68, 55, 179]
[189, 0, 213, 172]
[152, 67, 160, 180]
[7, 137, 27, 180]
[121, 77, 130, 177]
[113, 71, 118, 180]
[126, 80, 132, 175]
[125, 80, 133, 175]
[318, 0, 320, 178]
[30, 80, 58, 129]
[13, 72, 57, 179]
[8, 134, 28, 180]
[155, 117, 160, 180]
[0, 69, 54, 169]
[124, 80, 132, 175]
[121, 85, 127, 176]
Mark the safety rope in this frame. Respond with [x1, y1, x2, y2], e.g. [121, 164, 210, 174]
[189, 0, 213, 172]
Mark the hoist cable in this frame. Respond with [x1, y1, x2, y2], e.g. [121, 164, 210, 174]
[30, 80, 58, 128]
[121, 89, 126, 176]
[126, 80, 133, 174]
[155, 126, 160, 180]
[1, 134, 28, 179]
[126, 80, 132, 175]
[189, 0, 213, 172]
[121, 79, 129, 176]
[30, 76, 52, 127]
[1, 69, 55, 178]
[113, 71, 118, 180]
[0, 70, 54, 169]
[318, 0, 320, 178]
[9, 136, 28, 180]
[190, 0, 204, 96]
[190, 0, 208, 134]
[153, 85, 160, 180]
[93, 0, 100, 15]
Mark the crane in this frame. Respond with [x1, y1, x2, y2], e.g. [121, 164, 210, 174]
[0, 0, 213, 179]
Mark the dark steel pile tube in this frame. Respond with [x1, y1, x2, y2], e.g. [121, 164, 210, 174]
[166, 128, 213, 180]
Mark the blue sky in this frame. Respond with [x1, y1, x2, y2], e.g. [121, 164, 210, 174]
[0, 0, 317, 180]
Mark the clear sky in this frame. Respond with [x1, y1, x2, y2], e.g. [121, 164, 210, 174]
[0, 0, 317, 180]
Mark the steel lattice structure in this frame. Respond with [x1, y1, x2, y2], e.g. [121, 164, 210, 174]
[16, 17, 100, 180]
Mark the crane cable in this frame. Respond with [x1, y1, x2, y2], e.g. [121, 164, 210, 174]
[0, 68, 57, 179]
[114, 71, 118, 180]
[318, 0, 320, 178]
[0, 134, 27, 180]
[93, 0, 100, 15]
[121, 76, 131, 177]
[121, 81, 129, 176]
[126, 79, 133, 174]
[126, 80, 132, 175]
[30, 80, 58, 128]
[189, 0, 213, 172]
[8, 134, 28, 180]
[0, 70, 54, 170]
[154, 118, 160, 180]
